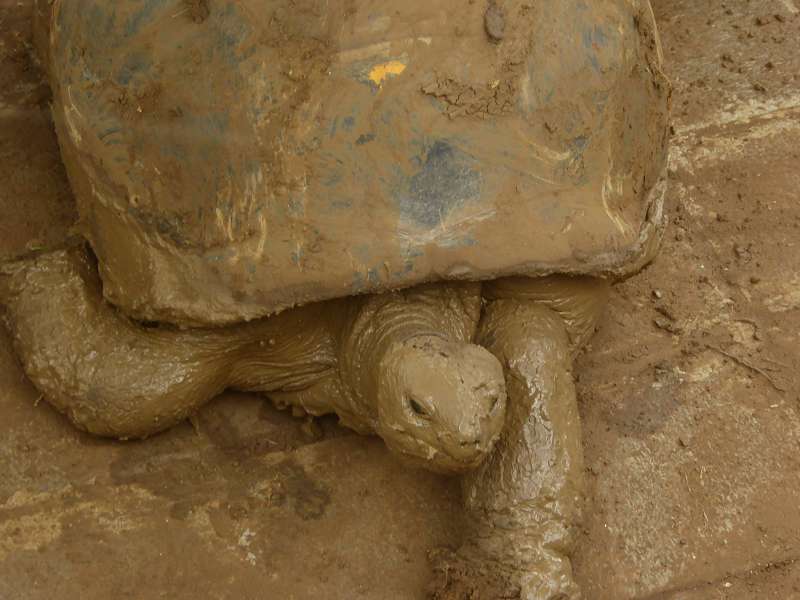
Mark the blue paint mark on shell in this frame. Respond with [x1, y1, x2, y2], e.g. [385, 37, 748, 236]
[355, 133, 375, 146]
[396, 141, 481, 228]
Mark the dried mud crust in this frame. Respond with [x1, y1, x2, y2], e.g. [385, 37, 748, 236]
[421, 2, 537, 119]
[421, 77, 519, 119]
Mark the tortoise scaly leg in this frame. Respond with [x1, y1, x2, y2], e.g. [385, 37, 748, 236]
[0, 246, 508, 476]
[0, 247, 338, 440]
[431, 276, 608, 600]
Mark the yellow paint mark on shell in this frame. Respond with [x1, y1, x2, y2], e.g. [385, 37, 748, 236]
[368, 60, 407, 87]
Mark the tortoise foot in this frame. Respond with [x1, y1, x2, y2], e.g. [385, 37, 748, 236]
[428, 547, 520, 600]
[428, 544, 580, 600]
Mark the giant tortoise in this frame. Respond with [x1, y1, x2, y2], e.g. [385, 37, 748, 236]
[2, 0, 670, 597]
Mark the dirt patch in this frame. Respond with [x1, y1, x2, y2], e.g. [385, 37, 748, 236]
[421, 77, 517, 119]
[0, 2, 76, 261]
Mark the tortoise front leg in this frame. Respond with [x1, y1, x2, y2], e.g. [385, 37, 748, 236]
[0, 247, 337, 440]
[431, 277, 607, 599]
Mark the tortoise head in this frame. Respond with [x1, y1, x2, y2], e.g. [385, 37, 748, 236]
[375, 336, 507, 474]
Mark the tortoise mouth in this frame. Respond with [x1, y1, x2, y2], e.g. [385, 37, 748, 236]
[379, 425, 496, 475]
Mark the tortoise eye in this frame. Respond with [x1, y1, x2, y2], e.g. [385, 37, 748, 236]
[408, 397, 430, 417]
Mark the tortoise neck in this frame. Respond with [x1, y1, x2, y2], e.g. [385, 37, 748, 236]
[336, 284, 481, 419]
[225, 303, 339, 393]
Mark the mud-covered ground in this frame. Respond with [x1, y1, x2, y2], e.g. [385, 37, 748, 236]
[1, 0, 799, 598]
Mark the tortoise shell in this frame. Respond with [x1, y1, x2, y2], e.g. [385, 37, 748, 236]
[44, 0, 669, 325]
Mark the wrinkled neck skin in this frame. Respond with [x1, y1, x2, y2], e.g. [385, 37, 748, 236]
[0, 247, 343, 439]
[484, 275, 610, 355]
[272, 281, 507, 474]
[0, 246, 500, 466]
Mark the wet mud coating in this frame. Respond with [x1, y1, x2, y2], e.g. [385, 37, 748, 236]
[2, 247, 613, 598]
[430, 278, 608, 599]
[0, 246, 507, 474]
[7, 0, 670, 598]
[10, 0, 800, 598]
[39, 0, 669, 325]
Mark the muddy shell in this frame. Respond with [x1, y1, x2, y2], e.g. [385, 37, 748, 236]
[43, 0, 670, 326]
